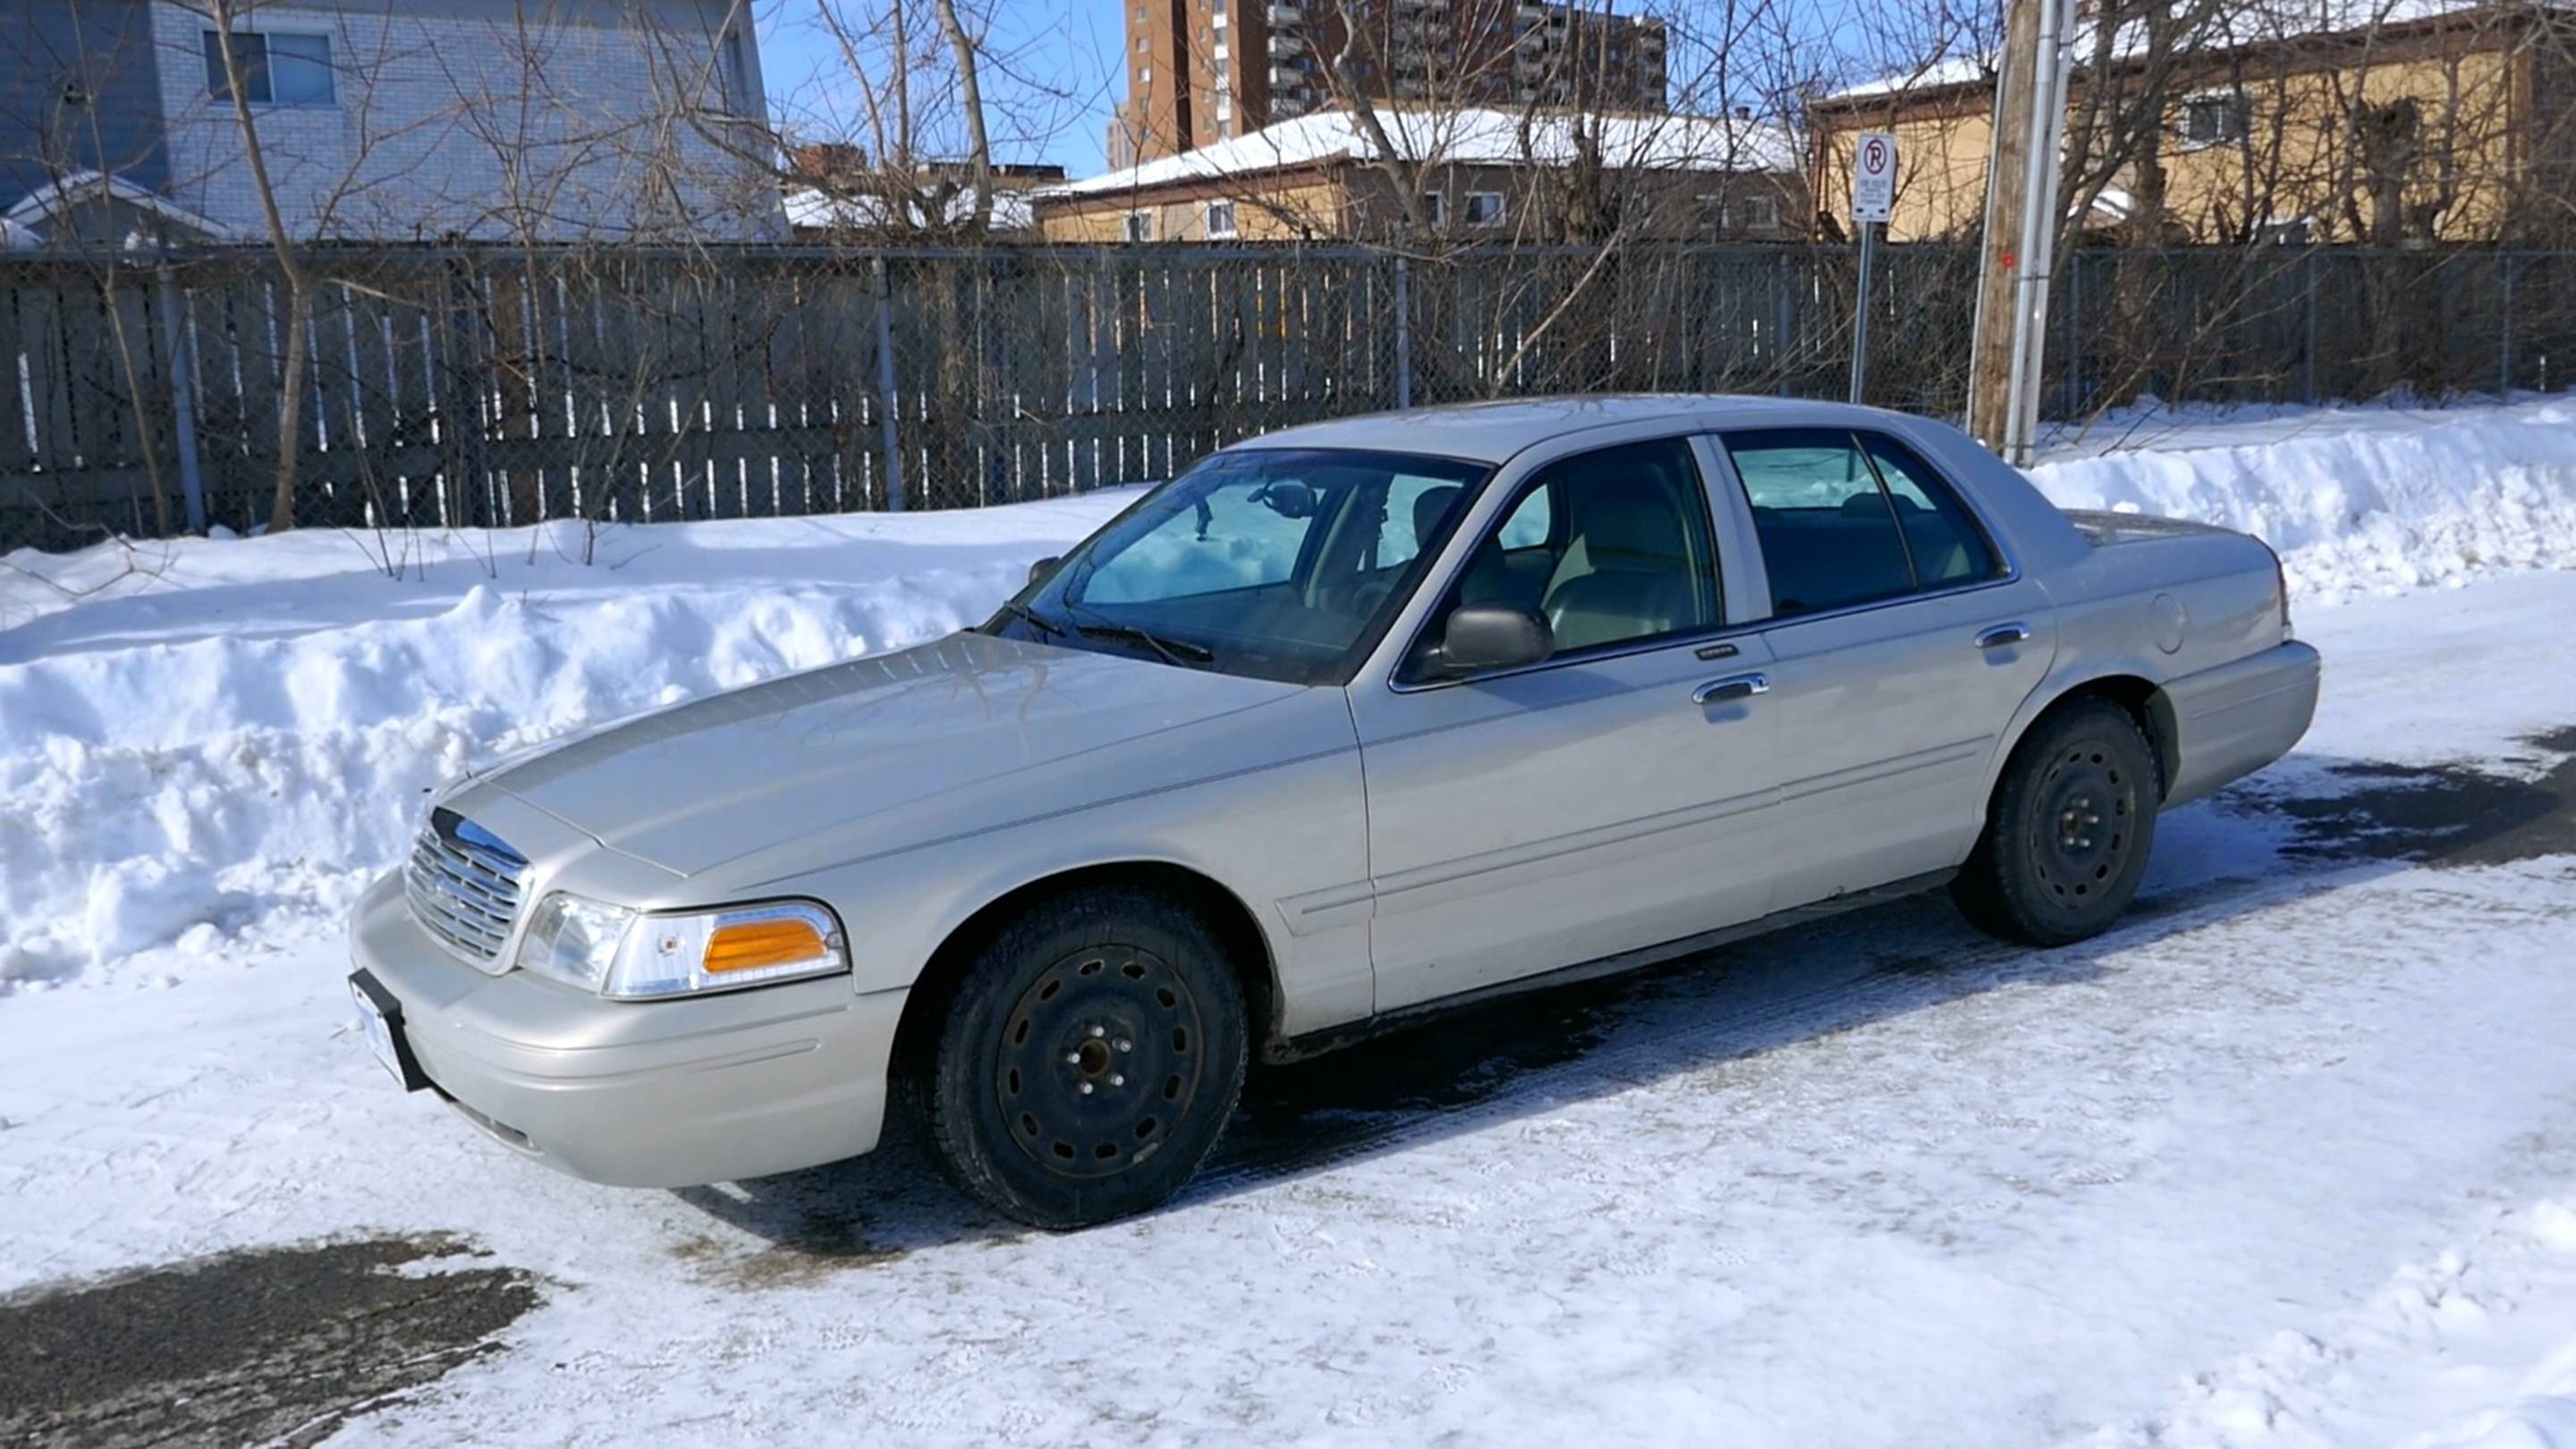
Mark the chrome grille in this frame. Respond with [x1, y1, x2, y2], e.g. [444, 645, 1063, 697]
[404, 807, 530, 969]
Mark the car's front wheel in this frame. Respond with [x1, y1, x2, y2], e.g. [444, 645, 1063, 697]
[914, 886, 1249, 1230]
[1953, 698, 2161, 946]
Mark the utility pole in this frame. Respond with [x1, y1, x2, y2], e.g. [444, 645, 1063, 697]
[1966, 0, 2073, 463]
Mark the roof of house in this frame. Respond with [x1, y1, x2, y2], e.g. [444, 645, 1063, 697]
[781, 185, 1036, 233]
[2, 171, 236, 242]
[1822, 0, 2537, 102]
[1049, 106, 1801, 199]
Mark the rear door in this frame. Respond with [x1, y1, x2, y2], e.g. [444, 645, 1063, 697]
[1708, 428, 2057, 909]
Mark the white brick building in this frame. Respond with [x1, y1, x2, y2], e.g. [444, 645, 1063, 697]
[4, 0, 782, 244]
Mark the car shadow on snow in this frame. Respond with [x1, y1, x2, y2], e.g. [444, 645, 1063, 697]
[674, 730, 2573, 1269]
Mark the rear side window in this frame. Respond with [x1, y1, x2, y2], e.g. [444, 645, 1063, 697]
[1860, 435, 1999, 587]
[1723, 428, 1999, 616]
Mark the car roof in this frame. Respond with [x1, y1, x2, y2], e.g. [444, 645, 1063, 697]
[1228, 394, 1908, 466]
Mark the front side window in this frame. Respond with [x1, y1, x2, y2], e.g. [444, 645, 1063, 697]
[1123, 210, 1154, 242]
[1205, 199, 1238, 237]
[204, 30, 335, 106]
[1464, 191, 1504, 227]
[1002, 448, 1488, 685]
[1724, 428, 1999, 617]
[1407, 437, 1718, 676]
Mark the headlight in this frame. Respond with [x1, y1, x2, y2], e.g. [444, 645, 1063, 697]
[513, 894, 847, 1000]
[516, 892, 639, 992]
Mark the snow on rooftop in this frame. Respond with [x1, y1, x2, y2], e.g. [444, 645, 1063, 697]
[1826, 0, 2523, 100]
[782, 185, 1036, 233]
[1051, 106, 1799, 198]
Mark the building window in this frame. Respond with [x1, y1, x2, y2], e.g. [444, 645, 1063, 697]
[1123, 211, 1155, 242]
[1421, 191, 1445, 226]
[1206, 200, 1238, 237]
[716, 29, 753, 116]
[2181, 93, 2249, 146]
[1464, 191, 1504, 227]
[1731, 192, 1779, 231]
[201, 30, 335, 106]
[1135, 35, 1149, 51]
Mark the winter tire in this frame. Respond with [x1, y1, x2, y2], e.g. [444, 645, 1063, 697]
[914, 886, 1249, 1230]
[1953, 698, 2161, 946]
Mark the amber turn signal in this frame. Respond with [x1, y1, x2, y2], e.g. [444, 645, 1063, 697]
[703, 917, 831, 974]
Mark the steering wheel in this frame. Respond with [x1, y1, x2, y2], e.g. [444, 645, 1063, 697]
[1318, 577, 1395, 619]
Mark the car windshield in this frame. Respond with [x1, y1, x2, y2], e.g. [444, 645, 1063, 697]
[989, 447, 1492, 685]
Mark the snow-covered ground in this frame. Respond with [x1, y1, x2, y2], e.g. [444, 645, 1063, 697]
[3, 394, 2575, 1446]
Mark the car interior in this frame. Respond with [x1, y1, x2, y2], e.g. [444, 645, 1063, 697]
[1409, 439, 1719, 670]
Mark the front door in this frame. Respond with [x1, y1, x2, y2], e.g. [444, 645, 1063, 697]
[1712, 428, 2057, 909]
[1348, 436, 1783, 1014]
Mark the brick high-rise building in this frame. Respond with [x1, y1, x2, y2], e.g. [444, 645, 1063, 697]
[1111, 0, 1668, 166]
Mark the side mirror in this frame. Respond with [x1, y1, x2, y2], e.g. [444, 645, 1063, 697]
[1439, 605, 1553, 674]
[1028, 555, 1060, 585]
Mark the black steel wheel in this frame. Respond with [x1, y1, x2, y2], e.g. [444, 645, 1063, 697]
[1953, 698, 2161, 946]
[914, 886, 1248, 1229]
[993, 942, 1209, 1180]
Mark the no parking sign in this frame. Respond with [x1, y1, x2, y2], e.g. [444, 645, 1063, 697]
[1852, 131, 1897, 224]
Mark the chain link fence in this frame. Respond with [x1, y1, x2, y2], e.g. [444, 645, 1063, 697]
[4, 241, 2571, 552]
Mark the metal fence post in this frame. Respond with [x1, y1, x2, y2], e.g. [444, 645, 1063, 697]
[870, 255, 906, 512]
[1394, 255, 1412, 410]
[2499, 252, 2517, 396]
[154, 266, 207, 533]
[2301, 251, 2319, 405]
[2061, 251, 2081, 418]
[1775, 253, 1794, 396]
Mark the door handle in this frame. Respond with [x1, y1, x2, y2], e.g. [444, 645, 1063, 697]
[1975, 622, 2031, 649]
[1693, 672, 1771, 705]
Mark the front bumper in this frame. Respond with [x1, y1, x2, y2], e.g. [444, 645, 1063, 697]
[347, 871, 906, 1188]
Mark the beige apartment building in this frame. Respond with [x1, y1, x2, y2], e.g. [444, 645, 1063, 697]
[1114, 0, 1669, 165]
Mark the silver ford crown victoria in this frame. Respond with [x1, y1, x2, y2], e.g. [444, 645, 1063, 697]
[348, 397, 2319, 1227]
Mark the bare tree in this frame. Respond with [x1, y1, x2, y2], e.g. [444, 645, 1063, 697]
[198, 0, 317, 534]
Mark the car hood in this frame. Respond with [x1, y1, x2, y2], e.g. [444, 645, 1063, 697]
[479, 631, 1309, 878]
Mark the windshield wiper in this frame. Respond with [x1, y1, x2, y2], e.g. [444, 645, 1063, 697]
[992, 600, 1066, 639]
[1072, 618, 1215, 667]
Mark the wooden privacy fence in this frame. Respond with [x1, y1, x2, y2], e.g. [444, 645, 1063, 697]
[3, 241, 2572, 551]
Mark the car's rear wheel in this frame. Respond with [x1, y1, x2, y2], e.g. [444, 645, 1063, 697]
[914, 886, 1248, 1230]
[1953, 699, 2160, 946]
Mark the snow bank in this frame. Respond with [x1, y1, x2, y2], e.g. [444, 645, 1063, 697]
[4, 395, 2573, 979]
[1, 502, 1128, 986]
[2029, 394, 2576, 602]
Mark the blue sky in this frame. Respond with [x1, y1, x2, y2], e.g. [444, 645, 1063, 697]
[754, 0, 1131, 176]
[749, 0, 1943, 182]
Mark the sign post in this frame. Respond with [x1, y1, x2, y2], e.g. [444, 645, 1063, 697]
[1848, 131, 1896, 404]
